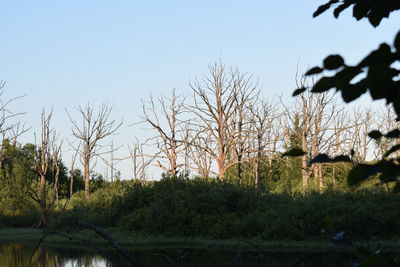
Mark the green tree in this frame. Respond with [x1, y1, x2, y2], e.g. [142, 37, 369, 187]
[0, 140, 36, 213]
[279, 114, 302, 193]
[69, 168, 85, 194]
[48, 159, 69, 198]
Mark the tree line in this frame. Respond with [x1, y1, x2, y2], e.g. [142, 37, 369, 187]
[0, 61, 398, 226]
[137, 61, 398, 192]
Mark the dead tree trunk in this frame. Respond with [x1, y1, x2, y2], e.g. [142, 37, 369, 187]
[52, 140, 62, 202]
[128, 138, 154, 181]
[140, 90, 188, 177]
[190, 61, 257, 179]
[249, 99, 278, 187]
[231, 76, 258, 182]
[83, 151, 90, 197]
[67, 103, 122, 199]
[68, 141, 80, 198]
[35, 109, 54, 227]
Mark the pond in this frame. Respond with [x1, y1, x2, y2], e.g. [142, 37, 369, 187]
[0, 242, 369, 266]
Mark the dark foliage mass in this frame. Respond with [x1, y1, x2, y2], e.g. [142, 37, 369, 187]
[0, 135, 371, 230]
[8, 178, 393, 241]
[314, 0, 400, 27]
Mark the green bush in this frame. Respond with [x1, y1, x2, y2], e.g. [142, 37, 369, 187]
[1, 202, 40, 228]
[16, 178, 400, 241]
[109, 178, 400, 240]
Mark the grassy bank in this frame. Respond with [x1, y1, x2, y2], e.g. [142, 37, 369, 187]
[1, 228, 399, 253]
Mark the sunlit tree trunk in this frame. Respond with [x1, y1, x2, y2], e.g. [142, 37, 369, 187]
[67, 103, 122, 199]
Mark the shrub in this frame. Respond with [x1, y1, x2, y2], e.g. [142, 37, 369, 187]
[14, 178, 400, 241]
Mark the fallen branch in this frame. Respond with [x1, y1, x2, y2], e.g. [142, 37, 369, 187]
[76, 220, 150, 267]
[28, 231, 122, 267]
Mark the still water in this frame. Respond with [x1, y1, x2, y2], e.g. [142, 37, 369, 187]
[0, 242, 361, 266]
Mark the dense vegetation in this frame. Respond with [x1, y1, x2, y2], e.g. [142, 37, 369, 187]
[75, 178, 400, 241]
[1, 165, 399, 243]
[0, 124, 397, 243]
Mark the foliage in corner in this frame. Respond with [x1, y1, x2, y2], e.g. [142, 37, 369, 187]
[299, 1, 400, 191]
[313, 0, 400, 27]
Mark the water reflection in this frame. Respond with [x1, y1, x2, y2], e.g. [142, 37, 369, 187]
[0, 242, 371, 266]
[0, 243, 111, 267]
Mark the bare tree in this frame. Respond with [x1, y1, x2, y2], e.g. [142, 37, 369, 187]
[51, 137, 63, 202]
[0, 82, 28, 169]
[190, 62, 259, 179]
[349, 108, 374, 163]
[187, 130, 214, 178]
[373, 105, 400, 159]
[282, 72, 341, 191]
[8, 122, 30, 146]
[327, 108, 353, 185]
[69, 142, 80, 198]
[140, 90, 188, 176]
[0, 82, 26, 139]
[229, 74, 259, 182]
[308, 92, 338, 189]
[281, 82, 313, 192]
[103, 140, 116, 182]
[248, 99, 279, 187]
[67, 103, 122, 198]
[181, 126, 192, 176]
[128, 138, 154, 181]
[99, 140, 123, 182]
[33, 109, 54, 227]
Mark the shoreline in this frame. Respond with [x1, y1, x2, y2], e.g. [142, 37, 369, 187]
[1, 227, 399, 252]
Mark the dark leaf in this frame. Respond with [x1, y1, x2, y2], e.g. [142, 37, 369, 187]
[368, 130, 383, 139]
[309, 154, 331, 164]
[316, 0, 399, 27]
[395, 30, 400, 51]
[332, 155, 352, 162]
[367, 68, 398, 102]
[394, 99, 400, 120]
[292, 87, 307, 96]
[348, 164, 380, 186]
[323, 55, 345, 70]
[368, 13, 383, 27]
[379, 165, 400, 183]
[383, 144, 400, 158]
[334, 67, 363, 88]
[352, 2, 369, 21]
[340, 83, 367, 103]
[309, 154, 351, 164]
[385, 129, 400, 138]
[311, 77, 335, 93]
[369, 83, 389, 100]
[305, 67, 324, 76]
[313, 3, 332, 17]
[358, 43, 392, 68]
[282, 148, 306, 157]
[333, 3, 352, 18]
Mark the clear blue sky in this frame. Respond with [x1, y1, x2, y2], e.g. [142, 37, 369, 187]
[0, 1, 399, 179]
